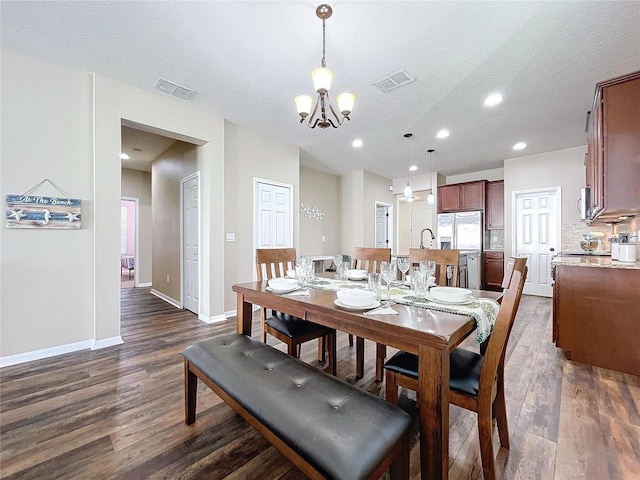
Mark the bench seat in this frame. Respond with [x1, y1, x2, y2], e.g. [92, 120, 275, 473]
[183, 333, 411, 480]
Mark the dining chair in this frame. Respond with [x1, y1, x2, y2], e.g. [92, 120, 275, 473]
[372, 248, 462, 382]
[384, 257, 528, 480]
[408, 248, 461, 286]
[351, 247, 391, 379]
[255, 248, 336, 375]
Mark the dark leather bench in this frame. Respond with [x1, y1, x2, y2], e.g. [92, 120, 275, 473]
[183, 333, 411, 480]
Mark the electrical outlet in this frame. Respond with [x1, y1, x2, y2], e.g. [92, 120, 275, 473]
[166, 274, 170, 283]
[322, 236, 326, 242]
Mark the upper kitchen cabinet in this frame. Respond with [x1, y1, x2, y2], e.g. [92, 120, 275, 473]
[585, 70, 640, 223]
[486, 180, 504, 229]
[438, 180, 487, 213]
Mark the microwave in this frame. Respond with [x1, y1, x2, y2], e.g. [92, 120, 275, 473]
[579, 186, 590, 221]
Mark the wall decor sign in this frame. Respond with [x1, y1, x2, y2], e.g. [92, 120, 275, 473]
[5, 194, 82, 229]
[5, 178, 82, 229]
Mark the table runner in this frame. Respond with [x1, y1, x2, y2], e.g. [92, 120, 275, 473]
[308, 277, 499, 343]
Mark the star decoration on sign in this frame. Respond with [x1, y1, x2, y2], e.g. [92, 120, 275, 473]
[8, 209, 26, 221]
[65, 211, 79, 222]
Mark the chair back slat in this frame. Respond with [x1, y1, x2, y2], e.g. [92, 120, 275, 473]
[479, 257, 528, 393]
[256, 248, 297, 281]
[351, 247, 391, 273]
[408, 248, 460, 286]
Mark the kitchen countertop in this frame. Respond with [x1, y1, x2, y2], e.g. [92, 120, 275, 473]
[551, 255, 640, 269]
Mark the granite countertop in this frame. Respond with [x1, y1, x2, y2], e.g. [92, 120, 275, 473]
[551, 255, 640, 270]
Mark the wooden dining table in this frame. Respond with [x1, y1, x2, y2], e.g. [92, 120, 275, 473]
[232, 279, 502, 480]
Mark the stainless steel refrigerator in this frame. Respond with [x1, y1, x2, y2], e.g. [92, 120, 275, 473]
[436, 211, 483, 289]
[436, 211, 483, 251]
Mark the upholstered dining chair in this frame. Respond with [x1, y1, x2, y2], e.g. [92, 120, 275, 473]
[256, 248, 336, 375]
[408, 248, 461, 286]
[384, 257, 528, 480]
[371, 248, 462, 382]
[350, 247, 392, 379]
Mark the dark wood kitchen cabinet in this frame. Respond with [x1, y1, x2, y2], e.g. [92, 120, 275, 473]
[438, 180, 486, 213]
[486, 180, 504, 229]
[585, 70, 640, 222]
[483, 250, 504, 290]
[553, 263, 640, 376]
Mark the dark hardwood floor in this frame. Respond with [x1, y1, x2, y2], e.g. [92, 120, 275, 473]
[1, 287, 638, 479]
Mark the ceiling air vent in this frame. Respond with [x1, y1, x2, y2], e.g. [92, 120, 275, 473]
[372, 69, 416, 93]
[154, 78, 196, 100]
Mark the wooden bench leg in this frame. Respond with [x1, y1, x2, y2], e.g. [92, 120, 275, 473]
[184, 359, 197, 425]
[328, 333, 337, 376]
[388, 432, 410, 480]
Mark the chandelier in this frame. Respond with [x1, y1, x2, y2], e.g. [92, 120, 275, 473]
[294, 4, 355, 129]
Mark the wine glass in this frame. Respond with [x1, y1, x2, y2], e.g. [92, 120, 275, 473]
[333, 254, 343, 278]
[380, 261, 394, 306]
[397, 257, 410, 284]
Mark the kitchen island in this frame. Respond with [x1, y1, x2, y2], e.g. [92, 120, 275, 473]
[551, 254, 640, 376]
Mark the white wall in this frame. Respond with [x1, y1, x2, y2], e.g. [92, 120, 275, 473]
[1, 48, 226, 360]
[363, 171, 397, 251]
[446, 167, 504, 184]
[299, 167, 339, 256]
[223, 121, 300, 312]
[1, 49, 94, 357]
[339, 171, 365, 254]
[504, 146, 586, 259]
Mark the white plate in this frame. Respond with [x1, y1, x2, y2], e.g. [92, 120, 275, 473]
[334, 299, 381, 311]
[266, 286, 300, 294]
[425, 294, 474, 305]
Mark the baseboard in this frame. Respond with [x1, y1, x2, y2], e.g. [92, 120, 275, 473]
[0, 340, 93, 368]
[92, 336, 124, 350]
[150, 289, 182, 309]
[137, 282, 152, 287]
[199, 313, 229, 324]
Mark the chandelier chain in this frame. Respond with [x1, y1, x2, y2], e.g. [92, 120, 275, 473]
[321, 17, 327, 68]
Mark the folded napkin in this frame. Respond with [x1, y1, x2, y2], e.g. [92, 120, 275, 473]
[364, 305, 398, 315]
[284, 288, 309, 296]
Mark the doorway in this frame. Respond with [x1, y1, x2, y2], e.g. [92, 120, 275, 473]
[375, 202, 393, 251]
[120, 198, 138, 288]
[513, 187, 561, 297]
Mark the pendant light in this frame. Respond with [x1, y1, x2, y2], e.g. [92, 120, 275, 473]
[427, 149, 435, 205]
[403, 133, 414, 200]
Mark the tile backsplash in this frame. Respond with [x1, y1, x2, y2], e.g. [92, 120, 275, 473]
[562, 220, 639, 252]
[562, 223, 613, 251]
[488, 229, 504, 250]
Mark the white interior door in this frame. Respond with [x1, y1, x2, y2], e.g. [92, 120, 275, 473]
[375, 205, 389, 248]
[255, 180, 292, 250]
[182, 173, 199, 314]
[514, 187, 560, 297]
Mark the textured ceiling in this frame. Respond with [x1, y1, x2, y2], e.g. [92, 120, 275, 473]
[2, 1, 639, 180]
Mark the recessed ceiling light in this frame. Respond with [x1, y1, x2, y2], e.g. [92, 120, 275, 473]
[484, 93, 503, 107]
[409, 165, 418, 171]
[436, 129, 450, 139]
[352, 139, 363, 148]
[513, 142, 527, 150]
[120, 153, 130, 160]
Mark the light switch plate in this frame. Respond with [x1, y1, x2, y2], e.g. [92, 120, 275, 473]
[226, 233, 235, 242]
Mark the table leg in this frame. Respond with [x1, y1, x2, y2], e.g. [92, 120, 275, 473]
[418, 343, 450, 480]
[236, 293, 253, 336]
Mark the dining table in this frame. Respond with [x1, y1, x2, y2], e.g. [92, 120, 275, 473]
[232, 275, 502, 480]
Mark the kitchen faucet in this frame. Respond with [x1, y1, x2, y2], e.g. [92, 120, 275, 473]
[420, 228, 435, 249]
